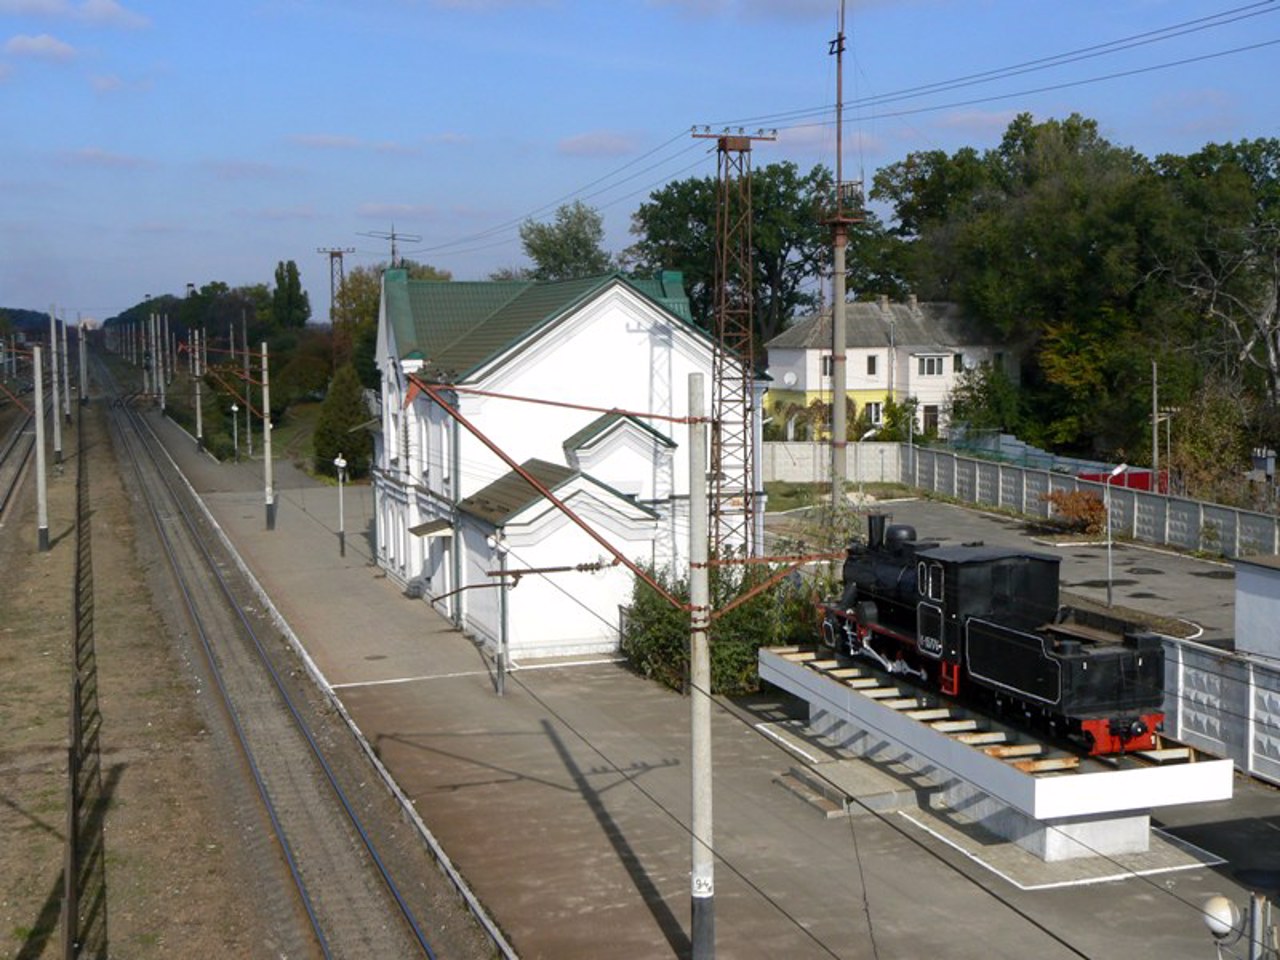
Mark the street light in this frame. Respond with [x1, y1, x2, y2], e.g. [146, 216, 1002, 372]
[334, 453, 347, 558]
[1106, 463, 1128, 607]
[858, 427, 880, 505]
[230, 402, 239, 462]
[486, 533, 509, 696]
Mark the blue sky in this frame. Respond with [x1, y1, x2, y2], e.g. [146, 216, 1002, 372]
[1, 0, 1276, 325]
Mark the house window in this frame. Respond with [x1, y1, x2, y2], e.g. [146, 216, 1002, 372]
[866, 401, 883, 426]
[918, 356, 945, 377]
[954, 353, 964, 373]
[923, 404, 940, 434]
[867, 355, 877, 377]
[821, 354, 833, 377]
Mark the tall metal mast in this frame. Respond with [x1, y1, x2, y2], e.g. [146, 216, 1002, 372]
[828, 0, 863, 507]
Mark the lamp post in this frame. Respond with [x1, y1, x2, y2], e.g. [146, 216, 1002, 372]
[486, 533, 509, 696]
[334, 453, 347, 557]
[230, 403, 239, 462]
[858, 427, 880, 506]
[1105, 463, 1128, 607]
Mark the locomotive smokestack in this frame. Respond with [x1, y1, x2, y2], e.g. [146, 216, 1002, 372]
[866, 512, 887, 549]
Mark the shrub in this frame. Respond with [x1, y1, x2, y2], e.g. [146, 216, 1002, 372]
[1040, 490, 1106, 535]
[621, 559, 822, 696]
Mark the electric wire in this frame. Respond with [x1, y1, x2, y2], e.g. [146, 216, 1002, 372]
[713, 1, 1280, 128]
[771, 38, 1280, 135]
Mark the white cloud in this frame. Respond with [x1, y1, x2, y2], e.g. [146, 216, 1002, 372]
[289, 133, 362, 149]
[64, 145, 148, 168]
[357, 202, 436, 220]
[0, 0, 68, 14]
[4, 32, 76, 60]
[78, 0, 148, 28]
[557, 131, 637, 158]
[0, 0, 149, 26]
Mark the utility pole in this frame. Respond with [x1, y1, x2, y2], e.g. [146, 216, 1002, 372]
[359, 226, 420, 270]
[262, 341, 275, 530]
[1151, 359, 1159, 490]
[692, 125, 774, 557]
[48, 308, 62, 464]
[243, 313, 252, 457]
[827, 0, 864, 509]
[34, 345, 49, 552]
[687, 371, 714, 959]
[319, 246, 355, 368]
[77, 317, 88, 405]
[59, 310, 71, 423]
[194, 329, 204, 451]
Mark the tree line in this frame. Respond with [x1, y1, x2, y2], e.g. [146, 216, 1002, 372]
[95, 112, 1279, 501]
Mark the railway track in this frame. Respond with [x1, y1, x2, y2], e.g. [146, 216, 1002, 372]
[0, 392, 37, 520]
[99, 363, 438, 959]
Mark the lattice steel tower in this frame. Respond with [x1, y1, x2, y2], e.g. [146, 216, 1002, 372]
[693, 129, 774, 556]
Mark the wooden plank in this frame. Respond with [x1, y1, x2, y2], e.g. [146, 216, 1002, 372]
[885, 698, 925, 710]
[905, 708, 953, 721]
[983, 743, 1044, 759]
[931, 720, 980, 733]
[1012, 757, 1080, 774]
[1138, 748, 1195, 764]
[826, 667, 867, 679]
[847, 678, 883, 689]
[860, 687, 901, 700]
[955, 731, 1008, 745]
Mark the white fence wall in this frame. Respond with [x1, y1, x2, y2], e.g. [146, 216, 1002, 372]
[763, 442, 1280, 557]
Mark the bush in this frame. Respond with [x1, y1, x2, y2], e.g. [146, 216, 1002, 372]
[1040, 489, 1106, 535]
[621, 560, 821, 696]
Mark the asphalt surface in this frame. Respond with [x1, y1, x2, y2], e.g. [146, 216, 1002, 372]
[147, 409, 1275, 960]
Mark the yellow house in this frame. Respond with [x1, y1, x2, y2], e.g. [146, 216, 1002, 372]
[764, 296, 1016, 439]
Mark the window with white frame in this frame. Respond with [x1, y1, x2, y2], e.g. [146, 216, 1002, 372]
[918, 355, 946, 376]
[867, 355, 877, 376]
[953, 353, 964, 372]
[821, 354, 833, 377]
[865, 401, 883, 425]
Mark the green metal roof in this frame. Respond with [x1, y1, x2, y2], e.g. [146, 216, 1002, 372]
[563, 412, 676, 453]
[457, 459, 577, 525]
[384, 268, 697, 381]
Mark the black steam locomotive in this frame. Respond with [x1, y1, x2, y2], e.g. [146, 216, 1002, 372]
[818, 515, 1165, 755]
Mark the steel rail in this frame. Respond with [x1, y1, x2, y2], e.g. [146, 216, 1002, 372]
[101, 362, 436, 958]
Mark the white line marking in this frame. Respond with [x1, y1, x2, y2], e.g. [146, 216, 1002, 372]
[898, 813, 1224, 891]
[756, 722, 821, 763]
[508, 656, 627, 671]
[332, 670, 491, 689]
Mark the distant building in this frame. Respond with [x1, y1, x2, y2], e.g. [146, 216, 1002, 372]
[764, 295, 1017, 438]
[372, 268, 762, 659]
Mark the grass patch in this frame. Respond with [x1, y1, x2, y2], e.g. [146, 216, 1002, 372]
[270, 401, 322, 470]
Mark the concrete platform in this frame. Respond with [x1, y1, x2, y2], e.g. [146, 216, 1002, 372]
[761, 647, 1235, 862]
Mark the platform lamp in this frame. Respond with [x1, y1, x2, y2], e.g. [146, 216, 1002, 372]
[334, 453, 347, 558]
[1105, 463, 1128, 607]
[1203, 868, 1279, 960]
[230, 402, 239, 462]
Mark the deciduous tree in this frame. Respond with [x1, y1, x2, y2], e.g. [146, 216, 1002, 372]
[519, 201, 613, 281]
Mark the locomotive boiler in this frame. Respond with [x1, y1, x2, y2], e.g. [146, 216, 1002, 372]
[818, 515, 1165, 755]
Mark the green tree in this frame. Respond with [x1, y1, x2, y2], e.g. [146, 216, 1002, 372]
[519, 201, 613, 281]
[271, 260, 311, 330]
[947, 362, 1022, 435]
[629, 162, 858, 343]
[313, 364, 371, 477]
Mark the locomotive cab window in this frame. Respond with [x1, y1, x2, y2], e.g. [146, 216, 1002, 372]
[917, 561, 944, 601]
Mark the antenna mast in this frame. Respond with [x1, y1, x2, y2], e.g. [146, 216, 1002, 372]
[827, 0, 863, 508]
